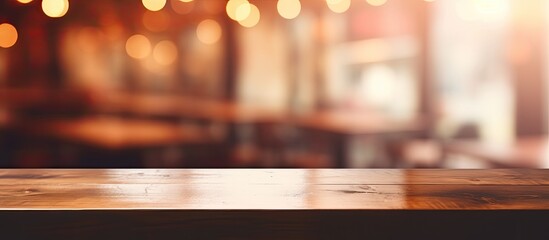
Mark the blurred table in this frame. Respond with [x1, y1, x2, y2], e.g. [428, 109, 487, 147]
[293, 111, 427, 167]
[95, 93, 286, 151]
[1, 169, 549, 238]
[444, 136, 549, 168]
[13, 116, 215, 167]
[95, 93, 285, 124]
[20, 116, 211, 150]
[93, 93, 428, 167]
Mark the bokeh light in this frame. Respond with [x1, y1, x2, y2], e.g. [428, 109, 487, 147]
[17, 0, 33, 4]
[238, 4, 260, 28]
[142, 0, 167, 12]
[0, 23, 18, 48]
[126, 34, 152, 59]
[42, 0, 69, 18]
[235, 2, 251, 21]
[277, 0, 301, 20]
[326, 0, 351, 13]
[196, 19, 222, 45]
[366, 0, 387, 7]
[153, 40, 178, 65]
[179, 0, 192, 2]
[226, 0, 250, 21]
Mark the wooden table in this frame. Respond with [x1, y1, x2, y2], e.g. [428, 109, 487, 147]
[444, 136, 549, 168]
[20, 117, 212, 150]
[13, 117, 214, 167]
[1, 169, 548, 239]
[293, 111, 427, 167]
[95, 93, 285, 124]
[94, 94, 428, 167]
[94, 94, 287, 165]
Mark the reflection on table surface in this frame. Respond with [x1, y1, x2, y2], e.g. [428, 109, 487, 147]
[444, 136, 549, 168]
[3, 168, 549, 210]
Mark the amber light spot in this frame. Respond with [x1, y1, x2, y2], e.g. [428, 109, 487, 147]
[126, 34, 152, 59]
[0, 23, 18, 48]
[42, 0, 69, 18]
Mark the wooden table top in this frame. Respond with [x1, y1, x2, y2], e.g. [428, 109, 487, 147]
[19, 117, 212, 149]
[1, 169, 549, 210]
[444, 136, 549, 168]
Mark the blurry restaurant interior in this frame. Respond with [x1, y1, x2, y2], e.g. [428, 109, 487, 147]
[0, 0, 547, 169]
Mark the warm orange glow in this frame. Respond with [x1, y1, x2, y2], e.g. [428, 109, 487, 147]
[202, 0, 225, 14]
[366, 0, 387, 7]
[226, 0, 250, 21]
[126, 34, 151, 59]
[142, 0, 166, 12]
[327, 0, 351, 13]
[17, 0, 33, 4]
[153, 40, 178, 65]
[41, 0, 69, 18]
[171, 0, 194, 14]
[0, 23, 18, 48]
[142, 11, 171, 32]
[277, 0, 301, 19]
[238, 4, 260, 28]
[196, 19, 222, 45]
[179, 0, 193, 2]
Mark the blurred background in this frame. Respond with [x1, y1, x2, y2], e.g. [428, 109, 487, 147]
[0, 0, 547, 168]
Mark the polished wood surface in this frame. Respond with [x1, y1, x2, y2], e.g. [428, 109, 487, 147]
[1, 169, 549, 210]
[18, 117, 212, 149]
[444, 136, 549, 168]
[2, 169, 549, 239]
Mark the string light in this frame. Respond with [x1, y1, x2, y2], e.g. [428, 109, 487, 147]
[10, 0, 442, 34]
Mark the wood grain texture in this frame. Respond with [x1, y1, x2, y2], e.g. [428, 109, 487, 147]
[1, 169, 549, 210]
[2, 169, 549, 239]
